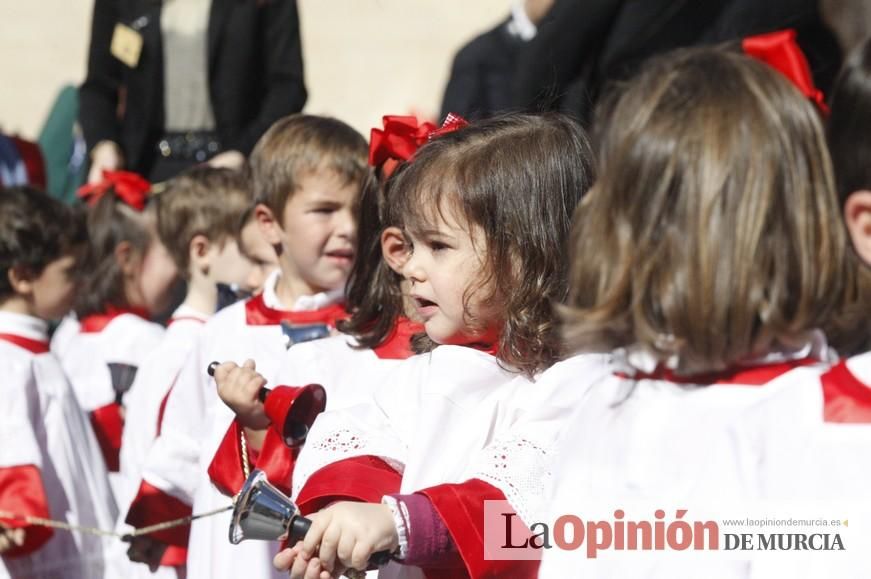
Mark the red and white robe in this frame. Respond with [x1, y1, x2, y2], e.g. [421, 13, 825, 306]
[127, 271, 345, 579]
[292, 344, 591, 579]
[207, 317, 422, 499]
[114, 305, 209, 577]
[58, 307, 164, 500]
[538, 335, 834, 579]
[0, 312, 117, 579]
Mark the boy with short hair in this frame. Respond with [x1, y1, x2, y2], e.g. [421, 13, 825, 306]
[118, 166, 271, 578]
[125, 115, 370, 579]
[0, 187, 117, 578]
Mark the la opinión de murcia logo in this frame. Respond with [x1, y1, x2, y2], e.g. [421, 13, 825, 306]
[489, 506, 846, 560]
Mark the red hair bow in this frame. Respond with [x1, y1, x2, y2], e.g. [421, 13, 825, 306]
[77, 170, 151, 211]
[369, 113, 470, 174]
[742, 29, 829, 114]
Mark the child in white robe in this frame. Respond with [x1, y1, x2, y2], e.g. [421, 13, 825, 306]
[278, 113, 597, 579]
[125, 115, 370, 579]
[0, 187, 117, 579]
[537, 47, 853, 578]
[117, 167, 273, 578]
[59, 171, 176, 498]
[752, 38, 871, 579]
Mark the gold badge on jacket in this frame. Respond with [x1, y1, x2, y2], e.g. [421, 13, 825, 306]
[110, 23, 143, 68]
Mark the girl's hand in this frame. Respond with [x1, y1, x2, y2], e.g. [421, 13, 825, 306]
[212, 359, 270, 430]
[299, 502, 398, 574]
[277, 542, 341, 579]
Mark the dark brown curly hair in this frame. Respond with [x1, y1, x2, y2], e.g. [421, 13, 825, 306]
[391, 113, 595, 376]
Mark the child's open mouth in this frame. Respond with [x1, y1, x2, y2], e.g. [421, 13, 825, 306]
[325, 249, 354, 264]
[413, 296, 439, 318]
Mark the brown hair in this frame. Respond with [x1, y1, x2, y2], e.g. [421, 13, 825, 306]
[337, 168, 405, 348]
[392, 113, 596, 376]
[0, 187, 87, 301]
[155, 166, 252, 278]
[563, 47, 852, 373]
[249, 114, 369, 222]
[822, 37, 871, 356]
[74, 192, 152, 318]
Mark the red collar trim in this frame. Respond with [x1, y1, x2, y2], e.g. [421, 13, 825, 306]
[373, 317, 425, 360]
[80, 306, 150, 334]
[244, 293, 347, 327]
[0, 333, 49, 354]
[614, 357, 818, 386]
[821, 359, 871, 423]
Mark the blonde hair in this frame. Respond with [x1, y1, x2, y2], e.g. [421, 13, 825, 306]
[563, 47, 852, 373]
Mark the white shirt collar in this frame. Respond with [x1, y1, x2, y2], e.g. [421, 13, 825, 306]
[0, 311, 49, 341]
[612, 329, 834, 377]
[507, 0, 538, 41]
[261, 269, 345, 312]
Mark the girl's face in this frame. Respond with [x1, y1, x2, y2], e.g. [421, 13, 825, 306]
[402, 200, 499, 346]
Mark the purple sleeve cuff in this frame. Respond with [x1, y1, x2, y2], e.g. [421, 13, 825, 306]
[390, 493, 461, 568]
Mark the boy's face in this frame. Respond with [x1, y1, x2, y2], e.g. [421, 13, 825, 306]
[270, 170, 358, 295]
[29, 253, 78, 320]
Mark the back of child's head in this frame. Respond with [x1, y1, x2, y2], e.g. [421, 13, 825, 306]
[74, 183, 154, 318]
[154, 166, 252, 278]
[249, 114, 369, 221]
[0, 186, 86, 304]
[564, 47, 851, 373]
[391, 113, 596, 375]
[828, 37, 871, 204]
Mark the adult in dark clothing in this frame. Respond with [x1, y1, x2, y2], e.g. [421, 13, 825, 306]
[440, 0, 553, 120]
[80, 0, 307, 183]
[513, 0, 842, 124]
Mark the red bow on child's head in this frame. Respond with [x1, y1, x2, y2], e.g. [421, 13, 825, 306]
[742, 29, 829, 115]
[369, 113, 469, 176]
[77, 170, 151, 211]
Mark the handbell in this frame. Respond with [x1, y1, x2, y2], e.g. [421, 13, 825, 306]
[229, 469, 311, 545]
[207, 362, 327, 447]
[230, 470, 394, 575]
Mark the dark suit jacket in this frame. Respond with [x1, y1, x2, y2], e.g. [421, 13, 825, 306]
[513, 0, 841, 124]
[440, 19, 524, 121]
[79, 0, 306, 175]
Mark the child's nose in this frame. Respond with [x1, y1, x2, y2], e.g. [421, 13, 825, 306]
[401, 251, 426, 283]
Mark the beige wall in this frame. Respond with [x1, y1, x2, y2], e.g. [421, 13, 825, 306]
[0, 0, 512, 141]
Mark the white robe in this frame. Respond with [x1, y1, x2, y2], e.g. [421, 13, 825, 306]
[294, 345, 556, 579]
[58, 311, 164, 502]
[0, 312, 118, 579]
[538, 341, 834, 579]
[115, 306, 208, 579]
[139, 270, 342, 579]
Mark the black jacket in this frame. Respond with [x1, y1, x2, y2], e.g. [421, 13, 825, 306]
[79, 0, 306, 175]
[513, 0, 841, 124]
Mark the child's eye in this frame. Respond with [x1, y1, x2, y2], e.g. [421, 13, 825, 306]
[429, 241, 450, 252]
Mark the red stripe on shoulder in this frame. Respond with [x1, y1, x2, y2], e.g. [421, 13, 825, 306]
[821, 359, 871, 423]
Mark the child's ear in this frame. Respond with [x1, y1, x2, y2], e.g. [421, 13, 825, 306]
[189, 234, 212, 274]
[254, 203, 284, 247]
[381, 226, 409, 274]
[7, 266, 34, 296]
[844, 190, 871, 265]
[114, 240, 139, 277]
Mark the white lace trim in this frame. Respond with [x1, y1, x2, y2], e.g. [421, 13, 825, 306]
[470, 436, 554, 526]
[293, 427, 405, 499]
